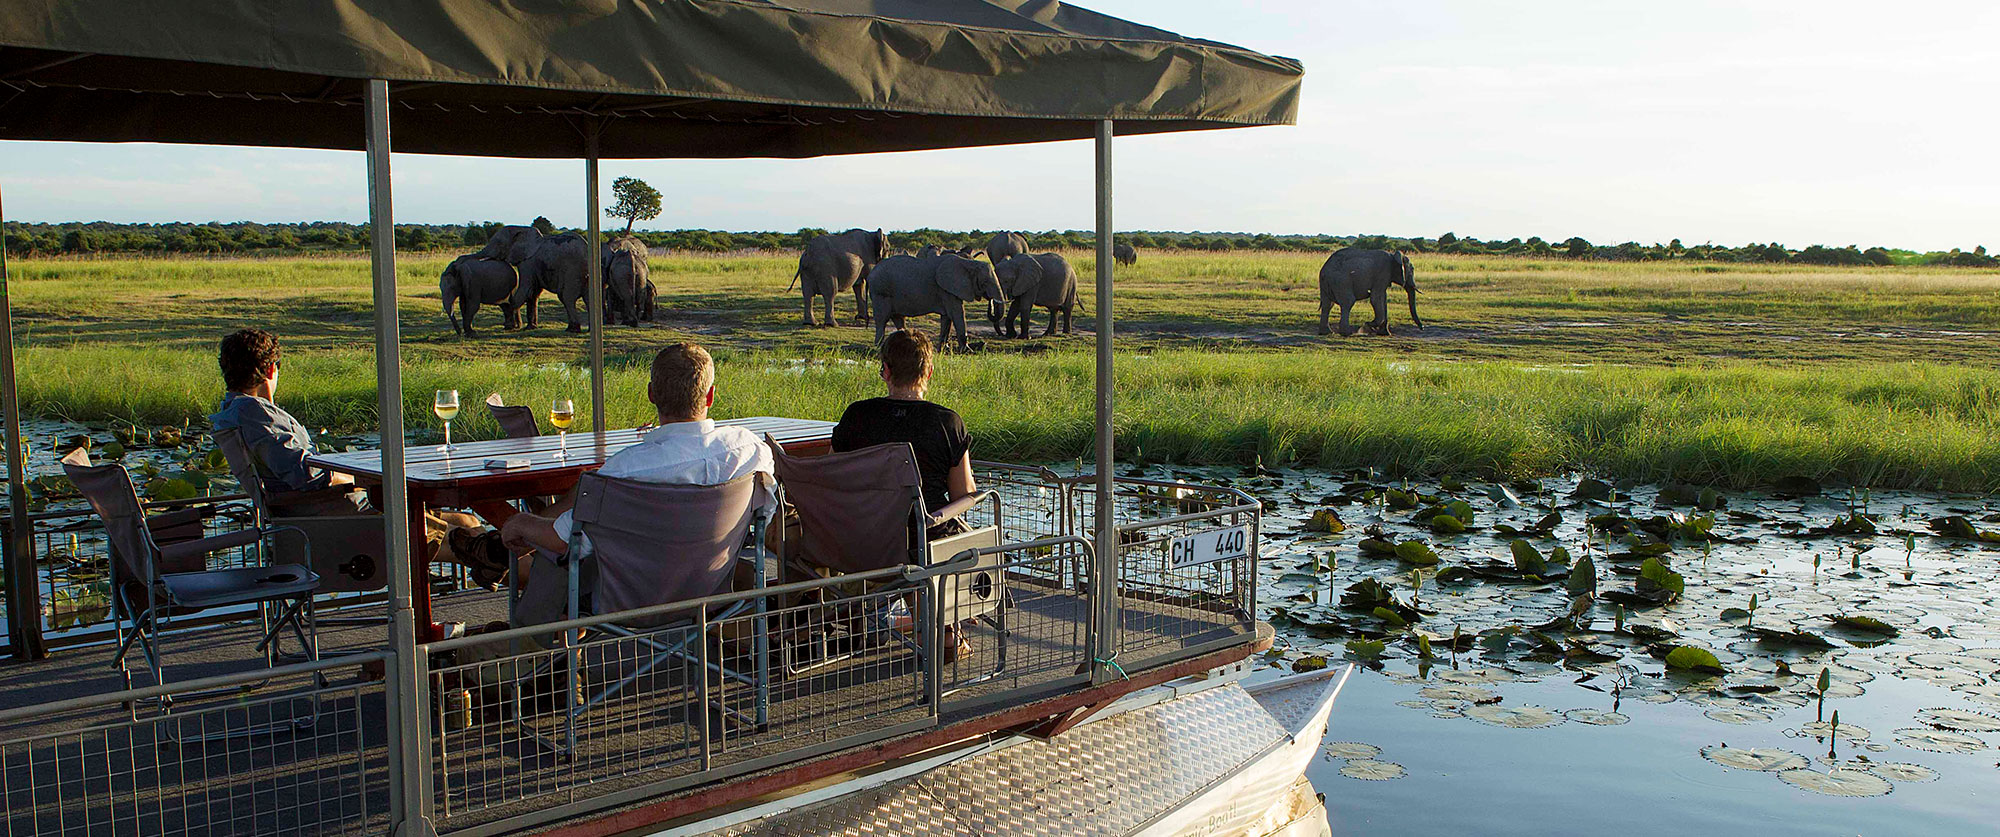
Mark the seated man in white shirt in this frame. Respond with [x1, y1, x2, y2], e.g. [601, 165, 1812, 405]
[498, 343, 771, 617]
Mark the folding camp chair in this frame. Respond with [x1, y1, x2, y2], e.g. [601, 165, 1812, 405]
[515, 471, 772, 756]
[485, 393, 540, 440]
[486, 394, 555, 514]
[61, 448, 321, 725]
[215, 427, 387, 635]
[764, 438, 1005, 681]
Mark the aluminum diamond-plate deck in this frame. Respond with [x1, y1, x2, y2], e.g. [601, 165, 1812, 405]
[1249, 672, 1338, 737]
[710, 683, 1286, 837]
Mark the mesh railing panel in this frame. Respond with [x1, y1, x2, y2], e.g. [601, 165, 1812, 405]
[0, 660, 391, 837]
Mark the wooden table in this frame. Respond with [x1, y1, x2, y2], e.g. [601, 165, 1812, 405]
[307, 416, 834, 639]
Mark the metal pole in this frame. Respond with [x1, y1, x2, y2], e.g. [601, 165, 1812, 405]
[585, 126, 606, 433]
[366, 79, 436, 837]
[1090, 120, 1117, 684]
[0, 180, 46, 660]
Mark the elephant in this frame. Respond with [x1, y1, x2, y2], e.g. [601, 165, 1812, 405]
[985, 231, 1028, 265]
[869, 252, 1006, 351]
[479, 224, 600, 333]
[1318, 248, 1423, 336]
[439, 254, 523, 337]
[793, 228, 886, 327]
[602, 236, 655, 325]
[1113, 243, 1138, 266]
[989, 253, 1080, 338]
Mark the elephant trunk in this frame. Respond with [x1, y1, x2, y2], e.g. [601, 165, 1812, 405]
[441, 271, 462, 334]
[1403, 276, 1424, 329]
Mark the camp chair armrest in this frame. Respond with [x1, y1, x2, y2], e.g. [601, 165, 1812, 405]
[929, 489, 997, 528]
[156, 527, 265, 564]
[144, 506, 207, 532]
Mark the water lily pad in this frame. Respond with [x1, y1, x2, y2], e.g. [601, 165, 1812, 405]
[1418, 685, 1497, 702]
[1466, 704, 1564, 728]
[1916, 707, 2000, 733]
[1394, 699, 1433, 711]
[1700, 745, 1808, 771]
[1867, 762, 1938, 783]
[1704, 707, 1772, 724]
[1564, 708, 1630, 726]
[1666, 645, 1726, 674]
[1778, 768, 1893, 797]
[1953, 684, 2000, 707]
[1829, 615, 1900, 636]
[1892, 728, 1989, 754]
[1798, 721, 1871, 741]
[1338, 759, 1407, 781]
[1322, 741, 1381, 760]
[1394, 540, 1440, 566]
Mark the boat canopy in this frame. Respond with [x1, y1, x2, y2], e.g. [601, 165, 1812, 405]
[0, 0, 1302, 156]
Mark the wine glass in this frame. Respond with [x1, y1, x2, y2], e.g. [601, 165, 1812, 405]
[550, 397, 575, 459]
[433, 390, 460, 452]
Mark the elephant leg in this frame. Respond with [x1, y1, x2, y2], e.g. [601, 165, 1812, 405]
[1019, 303, 1034, 339]
[1041, 306, 1058, 337]
[561, 291, 583, 333]
[823, 293, 837, 328]
[875, 306, 889, 345]
[852, 283, 870, 325]
[1318, 297, 1333, 336]
[1337, 303, 1357, 337]
[462, 299, 480, 337]
[1369, 289, 1390, 335]
[501, 303, 520, 331]
[522, 290, 541, 328]
[801, 288, 818, 326]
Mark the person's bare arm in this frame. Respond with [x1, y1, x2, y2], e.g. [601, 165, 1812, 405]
[498, 486, 581, 555]
[947, 452, 976, 500]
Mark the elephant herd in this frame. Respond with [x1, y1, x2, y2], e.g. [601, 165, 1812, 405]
[793, 229, 1082, 351]
[442, 224, 1424, 341]
[440, 224, 657, 337]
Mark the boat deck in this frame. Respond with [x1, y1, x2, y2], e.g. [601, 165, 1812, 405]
[0, 576, 1256, 837]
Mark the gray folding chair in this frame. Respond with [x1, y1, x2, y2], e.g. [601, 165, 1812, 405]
[214, 428, 387, 634]
[522, 471, 773, 755]
[765, 438, 1004, 679]
[486, 395, 554, 513]
[485, 395, 540, 440]
[61, 448, 321, 716]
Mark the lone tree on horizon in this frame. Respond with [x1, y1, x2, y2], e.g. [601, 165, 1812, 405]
[607, 176, 663, 236]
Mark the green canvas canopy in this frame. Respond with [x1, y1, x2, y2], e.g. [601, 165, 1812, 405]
[0, 0, 1301, 157]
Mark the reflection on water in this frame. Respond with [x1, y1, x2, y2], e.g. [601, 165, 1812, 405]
[1184, 463, 2000, 836]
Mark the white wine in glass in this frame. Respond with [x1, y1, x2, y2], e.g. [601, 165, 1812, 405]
[434, 389, 460, 451]
[550, 397, 575, 459]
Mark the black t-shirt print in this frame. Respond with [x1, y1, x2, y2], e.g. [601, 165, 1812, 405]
[831, 398, 971, 513]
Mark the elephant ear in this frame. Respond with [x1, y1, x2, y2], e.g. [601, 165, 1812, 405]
[1000, 255, 1041, 297]
[936, 257, 976, 301]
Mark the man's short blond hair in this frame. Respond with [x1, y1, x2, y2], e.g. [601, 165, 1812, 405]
[650, 343, 714, 419]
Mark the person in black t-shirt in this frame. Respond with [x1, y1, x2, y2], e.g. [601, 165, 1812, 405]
[832, 329, 978, 537]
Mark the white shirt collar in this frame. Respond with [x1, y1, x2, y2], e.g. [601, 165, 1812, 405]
[642, 419, 714, 443]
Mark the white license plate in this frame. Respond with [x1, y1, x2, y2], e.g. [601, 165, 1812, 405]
[1169, 524, 1249, 569]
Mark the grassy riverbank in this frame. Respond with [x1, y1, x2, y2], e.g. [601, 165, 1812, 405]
[7, 252, 1998, 489]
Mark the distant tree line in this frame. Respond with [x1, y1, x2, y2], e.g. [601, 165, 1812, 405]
[1, 220, 1991, 268]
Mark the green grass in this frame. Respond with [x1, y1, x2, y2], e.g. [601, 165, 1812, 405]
[7, 251, 2000, 489]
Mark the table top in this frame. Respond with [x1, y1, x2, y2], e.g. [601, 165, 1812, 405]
[305, 416, 834, 486]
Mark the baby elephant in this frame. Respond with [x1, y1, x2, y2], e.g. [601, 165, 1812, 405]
[990, 253, 1081, 338]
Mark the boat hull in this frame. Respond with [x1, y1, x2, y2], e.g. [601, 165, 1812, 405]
[664, 666, 1350, 837]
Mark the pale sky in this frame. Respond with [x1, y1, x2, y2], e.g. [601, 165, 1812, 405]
[2, 1, 1993, 251]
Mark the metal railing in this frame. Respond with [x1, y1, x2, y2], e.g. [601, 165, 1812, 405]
[0, 652, 396, 836]
[0, 467, 1262, 836]
[1, 493, 487, 654]
[1064, 474, 1262, 670]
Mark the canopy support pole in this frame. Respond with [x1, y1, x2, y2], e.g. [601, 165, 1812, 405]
[1089, 120, 1118, 684]
[0, 180, 45, 660]
[586, 126, 606, 433]
[366, 79, 437, 837]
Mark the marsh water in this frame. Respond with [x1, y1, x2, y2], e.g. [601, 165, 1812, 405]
[1193, 463, 2000, 836]
[12, 419, 2000, 834]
